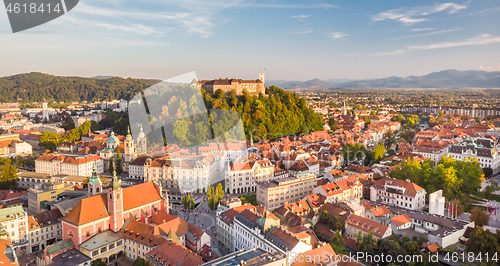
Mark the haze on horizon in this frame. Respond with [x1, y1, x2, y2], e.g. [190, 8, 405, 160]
[0, 0, 499, 81]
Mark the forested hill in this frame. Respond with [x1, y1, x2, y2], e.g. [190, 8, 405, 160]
[202, 86, 324, 140]
[0, 72, 159, 102]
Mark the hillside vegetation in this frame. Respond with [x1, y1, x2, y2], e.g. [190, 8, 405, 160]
[0, 72, 158, 102]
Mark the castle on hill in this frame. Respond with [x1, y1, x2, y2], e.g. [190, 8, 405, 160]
[197, 73, 266, 95]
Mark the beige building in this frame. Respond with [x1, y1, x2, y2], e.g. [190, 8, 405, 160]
[79, 230, 124, 264]
[27, 209, 63, 253]
[27, 183, 74, 215]
[226, 159, 275, 194]
[345, 214, 392, 240]
[197, 74, 265, 95]
[0, 206, 29, 255]
[35, 153, 103, 177]
[256, 173, 317, 209]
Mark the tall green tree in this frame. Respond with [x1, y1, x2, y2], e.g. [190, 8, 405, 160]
[465, 227, 500, 265]
[132, 257, 148, 266]
[373, 143, 385, 163]
[109, 157, 115, 174]
[355, 231, 377, 254]
[329, 231, 345, 254]
[115, 150, 123, 175]
[470, 207, 490, 227]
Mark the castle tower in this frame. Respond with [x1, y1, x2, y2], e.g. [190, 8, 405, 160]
[136, 125, 147, 155]
[88, 165, 102, 197]
[259, 73, 265, 85]
[108, 164, 124, 232]
[124, 126, 135, 162]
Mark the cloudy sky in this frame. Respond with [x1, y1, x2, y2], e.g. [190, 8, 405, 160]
[0, 0, 499, 80]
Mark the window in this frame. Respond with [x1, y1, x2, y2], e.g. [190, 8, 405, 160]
[101, 247, 107, 253]
[92, 250, 98, 257]
[86, 231, 90, 237]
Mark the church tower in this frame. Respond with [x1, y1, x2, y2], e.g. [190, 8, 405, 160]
[124, 126, 135, 162]
[108, 165, 124, 232]
[341, 99, 348, 116]
[136, 125, 147, 155]
[88, 165, 102, 197]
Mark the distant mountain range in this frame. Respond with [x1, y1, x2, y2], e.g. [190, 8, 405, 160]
[268, 70, 500, 89]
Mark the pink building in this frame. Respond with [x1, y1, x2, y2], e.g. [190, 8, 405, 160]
[61, 167, 169, 247]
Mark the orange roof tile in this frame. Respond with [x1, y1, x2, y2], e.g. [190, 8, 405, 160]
[391, 214, 412, 227]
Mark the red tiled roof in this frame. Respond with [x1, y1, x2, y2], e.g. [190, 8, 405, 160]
[63, 182, 163, 226]
[391, 214, 412, 227]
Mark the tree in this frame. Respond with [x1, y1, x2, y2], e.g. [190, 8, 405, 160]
[328, 117, 338, 130]
[470, 207, 490, 227]
[183, 194, 194, 210]
[483, 167, 494, 178]
[465, 227, 500, 265]
[109, 157, 115, 174]
[364, 116, 371, 125]
[355, 231, 377, 254]
[0, 158, 18, 190]
[329, 231, 345, 254]
[373, 143, 385, 163]
[115, 150, 123, 175]
[62, 116, 75, 131]
[132, 257, 149, 266]
[91, 259, 107, 266]
[207, 184, 225, 211]
[484, 181, 500, 200]
[172, 119, 189, 145]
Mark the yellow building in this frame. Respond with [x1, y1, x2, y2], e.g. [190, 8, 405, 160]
[27, 183, 74, 215]
[256, 173, 317, 210]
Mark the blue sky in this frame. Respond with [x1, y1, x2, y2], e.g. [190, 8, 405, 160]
[0, 0, 499, 81]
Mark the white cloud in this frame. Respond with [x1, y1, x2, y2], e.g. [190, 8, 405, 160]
[374, 34, 500, 56]
[407, 34, 500, 50]
[411, 28, 434, 32]
[371, 2, 468, 25]
[293, 15, 310, 19]
[329, 32, 346, 40]
[388, 28, 463, 40]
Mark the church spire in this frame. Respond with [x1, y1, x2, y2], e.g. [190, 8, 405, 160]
[110, 159, 121, 191]
[88, 165, 102, 196]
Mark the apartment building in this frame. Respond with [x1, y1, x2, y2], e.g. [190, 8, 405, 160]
[35, 153, 103, 177]
[370, 178, 427, 211]
[256, 173, 317, 210]
[448, 138, 500, 174]
[27, 209, 63, 253]
[412, 139, 450, 165]
[143, 155, 217, 194]
[122, 221, 167, 261]
[0, 206, 28, 255]
[202, 248, 286, 266]
[28, 183, 74, 215]
[312, 177, 363, 204]
[226, 159, 275, 194]
[345, 214, 392, 240]
[216, 203, 254, 252]
[233, 209, 311, 264]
